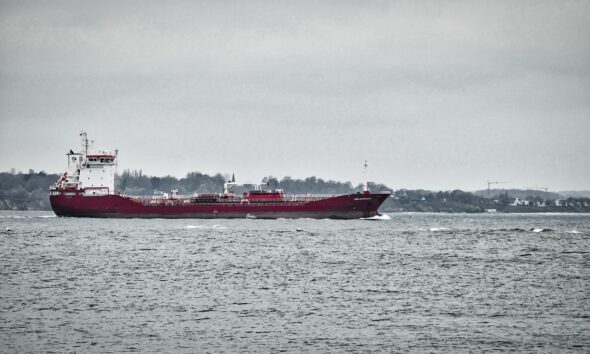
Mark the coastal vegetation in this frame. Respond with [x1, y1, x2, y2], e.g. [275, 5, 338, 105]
[1, 169, 589, 213]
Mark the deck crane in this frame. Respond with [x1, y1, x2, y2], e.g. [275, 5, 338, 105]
[487, 180, 511, 197]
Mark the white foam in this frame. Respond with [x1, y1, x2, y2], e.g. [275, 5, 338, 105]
[0, 214, 55, 219]
[362, 214, 391, 220]
[185, 225, 206, 229]
[186, 224, 226, 230]
[532, 228, 543, 233]
[429, 227, 449, 232]
[567, 230, 581, 234]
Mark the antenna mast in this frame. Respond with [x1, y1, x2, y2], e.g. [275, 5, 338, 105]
[363, 160, 369, 193]
[80, 131, 88, 157]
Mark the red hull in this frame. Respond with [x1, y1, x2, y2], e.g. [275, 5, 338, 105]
[50, 192, 389, 219]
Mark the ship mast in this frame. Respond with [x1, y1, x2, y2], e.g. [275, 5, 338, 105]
[80, 131, 89, 158]
[363, 160, 370, 193]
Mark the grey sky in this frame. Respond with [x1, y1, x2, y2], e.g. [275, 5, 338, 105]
[1, 0, 589, 191]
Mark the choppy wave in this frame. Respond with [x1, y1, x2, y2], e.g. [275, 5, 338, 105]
[1, 211, 589, 353]
[498, 228, 528, 232]
[531, 228, 553, 233]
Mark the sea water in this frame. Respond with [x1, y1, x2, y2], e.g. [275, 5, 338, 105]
[1, 212, 589, 352]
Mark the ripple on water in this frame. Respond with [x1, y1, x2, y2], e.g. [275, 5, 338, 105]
[0, 212, 589, 352]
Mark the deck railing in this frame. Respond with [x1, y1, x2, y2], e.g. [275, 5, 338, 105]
[124, 193, 345, 207]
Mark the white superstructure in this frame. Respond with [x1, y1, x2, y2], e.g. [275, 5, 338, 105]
[53, 132, 117, 196]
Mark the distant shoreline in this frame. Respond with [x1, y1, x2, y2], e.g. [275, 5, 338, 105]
[1, 170, 589, 213]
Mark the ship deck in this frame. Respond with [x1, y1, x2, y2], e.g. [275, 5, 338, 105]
[125, 194, 342, 207]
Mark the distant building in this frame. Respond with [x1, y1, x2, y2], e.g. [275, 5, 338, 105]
[511, 197, 530, 206]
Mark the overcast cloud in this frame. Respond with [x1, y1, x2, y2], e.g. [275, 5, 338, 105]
[1, 0, 589, 190]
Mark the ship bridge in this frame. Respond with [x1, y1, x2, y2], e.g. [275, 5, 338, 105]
[86, 151, 116, 165]
[52, 132, 118, 196]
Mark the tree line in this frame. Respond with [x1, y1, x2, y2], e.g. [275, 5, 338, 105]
[0, 169, 588, 212]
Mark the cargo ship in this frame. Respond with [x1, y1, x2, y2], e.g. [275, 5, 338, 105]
[49, 133, 390, 219]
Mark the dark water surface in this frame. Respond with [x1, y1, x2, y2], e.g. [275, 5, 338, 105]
[1, 212, 589, 352]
